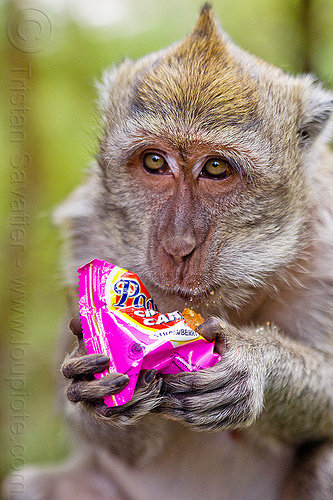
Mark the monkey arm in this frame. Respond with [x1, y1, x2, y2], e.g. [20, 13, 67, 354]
[254, 325, 333, 444]
[161, 318, 333, 444]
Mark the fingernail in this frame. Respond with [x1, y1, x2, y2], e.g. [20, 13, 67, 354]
[111, 375, 129, 388]
[144, 369, 157, 384]
[96, 355, 109, 365]
[70, 314, 82, 335]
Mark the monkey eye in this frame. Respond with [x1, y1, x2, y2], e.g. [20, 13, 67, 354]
[200, 158, 233, 180]
[143, 153, 170, 175]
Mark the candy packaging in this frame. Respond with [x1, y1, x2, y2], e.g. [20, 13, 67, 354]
[78, 259, 220, 406]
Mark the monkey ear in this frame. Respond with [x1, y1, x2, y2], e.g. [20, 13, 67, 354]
[298, 79, 333, 147]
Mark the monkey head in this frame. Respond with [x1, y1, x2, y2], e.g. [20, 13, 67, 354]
[96, 5, 333, 310]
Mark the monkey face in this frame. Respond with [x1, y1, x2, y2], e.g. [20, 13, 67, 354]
[96, 7, 332, 309]
[98, 124, 304, 308]
[125, 141, 243, 297]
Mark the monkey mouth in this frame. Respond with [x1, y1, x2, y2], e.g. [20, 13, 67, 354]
[168, 283, 212, 302]
[148, 262, 213, 302]
[146, 237, 215, 301]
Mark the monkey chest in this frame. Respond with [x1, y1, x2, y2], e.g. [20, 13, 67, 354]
[101, 426, 294, 500]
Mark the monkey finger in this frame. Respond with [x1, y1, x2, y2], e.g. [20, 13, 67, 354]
[69, 313, 83, 338]
[161, 359, 246, 395]
[102, 376, 163, 418]
[62, 354, 110, 378]
[76, 335, 87, 356]
[160, 372, 194, 394]
[136, 369, 158, 389]
[66, 373, 129, 403]
[196, 317, 228, 354]
[161, 380, 248, 414]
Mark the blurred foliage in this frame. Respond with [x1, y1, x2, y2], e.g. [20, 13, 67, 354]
[1, 0, 333, 488]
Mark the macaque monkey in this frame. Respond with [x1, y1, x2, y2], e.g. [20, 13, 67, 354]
[4, 4, 333, 500]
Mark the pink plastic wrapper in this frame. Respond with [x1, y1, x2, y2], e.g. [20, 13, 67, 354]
[78, 259, 220, 407]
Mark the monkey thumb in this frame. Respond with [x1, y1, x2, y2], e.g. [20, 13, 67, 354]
[196, 316, 228, 340]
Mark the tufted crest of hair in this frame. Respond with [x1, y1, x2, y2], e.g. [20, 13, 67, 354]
[97, 4, 333, 165]
[129, 4, 259, 134]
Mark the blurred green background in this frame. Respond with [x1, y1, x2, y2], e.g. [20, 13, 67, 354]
[1, 0, 333, 489]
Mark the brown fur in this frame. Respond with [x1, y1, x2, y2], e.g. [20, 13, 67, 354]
[3, 5, 333, 500]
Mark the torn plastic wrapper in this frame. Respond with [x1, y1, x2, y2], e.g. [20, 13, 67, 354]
[78, 259, 221, 407]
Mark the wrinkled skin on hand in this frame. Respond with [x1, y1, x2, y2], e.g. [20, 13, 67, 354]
[160, 317, 266, 432]
[61, 314, 163, 421]
[62, 315, 266, 430]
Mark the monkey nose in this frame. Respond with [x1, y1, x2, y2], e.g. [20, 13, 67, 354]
[162, 234, 196, 265]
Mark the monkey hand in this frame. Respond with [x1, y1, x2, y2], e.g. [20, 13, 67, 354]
[159, 317, 266, 431]
[61, 314, 163, 423]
